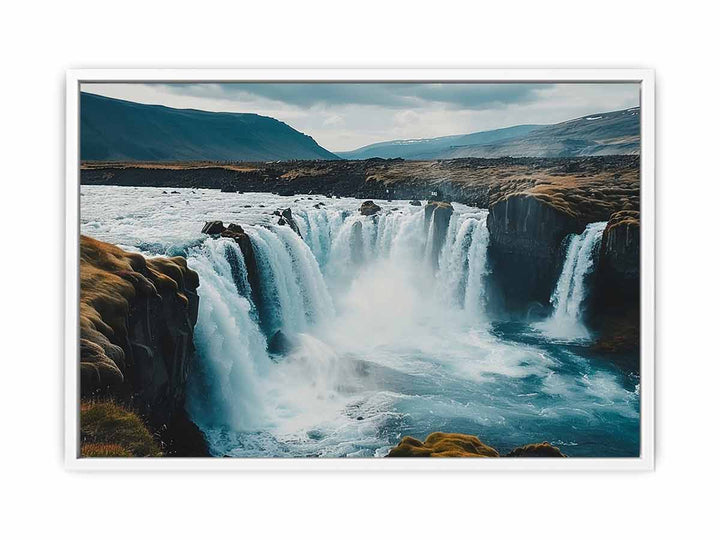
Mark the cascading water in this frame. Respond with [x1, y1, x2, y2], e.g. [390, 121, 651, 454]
[535, 221, 607, 340]
[184, 238, 271, 432]
[80, 186, 640, 458]
[436, 212, 491, 318]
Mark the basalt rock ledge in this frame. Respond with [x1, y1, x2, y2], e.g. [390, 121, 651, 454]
[80, 235, 207, 456]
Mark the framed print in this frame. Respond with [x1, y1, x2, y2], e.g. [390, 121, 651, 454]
[65, 69, 654, 470]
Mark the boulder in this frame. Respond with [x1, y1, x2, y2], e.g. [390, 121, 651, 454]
[505, 442, 566, 457]
[359, 200, 382, 216]
[409, 199, 421, 206]
[201, 220, 225, 235]
[387, 432, 500, 457]
[278, 208, 303, 237]
[387, 432, 567, 458]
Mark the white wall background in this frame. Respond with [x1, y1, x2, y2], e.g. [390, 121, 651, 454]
[1, 1, 716, 537]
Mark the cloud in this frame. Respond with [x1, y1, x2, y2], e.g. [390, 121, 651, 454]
[160, 82, 546, 110]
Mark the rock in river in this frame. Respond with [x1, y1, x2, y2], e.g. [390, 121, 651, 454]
[359, 200, 382, 216]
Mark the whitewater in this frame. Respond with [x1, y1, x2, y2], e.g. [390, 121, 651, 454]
[81, 186, 639, 457]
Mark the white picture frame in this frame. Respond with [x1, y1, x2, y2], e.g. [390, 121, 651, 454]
[65, 68, 655, 471]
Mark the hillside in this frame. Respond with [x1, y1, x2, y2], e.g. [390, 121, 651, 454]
[80, 92, 339, 162]
[339, 107, 639, 160]
[444, 107, 640, 158]
[337, 124, 541, 160]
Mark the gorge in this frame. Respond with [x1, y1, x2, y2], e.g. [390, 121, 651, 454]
[79, 167, 640, 457]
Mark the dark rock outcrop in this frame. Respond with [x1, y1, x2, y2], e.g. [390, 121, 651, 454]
[486, 194, 582, 312]
[387, 432, 566, 458]
[277, 208, 303, 237]
[409, 199, 421, 206]
[201, 220, 225, 235]
[424, 201, 453, 267]
[82, 156, 639, 213]
[505, 442, 566, 457]
[79, 235, 207, 456]
[199, 221, 263, 314]
[588, 210, 640, 354]
[359, 200, 382, 216]
[599, 210, 640, 283]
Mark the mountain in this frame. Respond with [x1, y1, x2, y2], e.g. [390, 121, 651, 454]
[338, 107, 640, 160]
[337, 124, 542, 160]
[442, 107, 640, 158]
[80, 92, 338, 162]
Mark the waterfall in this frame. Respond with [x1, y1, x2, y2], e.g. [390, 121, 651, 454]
[536, 221, 607, 340]
[247, 225, 334, 335]
[436, 211, 491, 317]
[182, 204, 493, 446]
[185, 238, 271, 432]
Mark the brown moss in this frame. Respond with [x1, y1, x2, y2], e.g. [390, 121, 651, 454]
[79, 235, 199, 391]
[505, 442, 566, 457]
[605, 209, 640, 231]
[388, 433, 567, 458]
[387, 432, 500, 457]
[80, 400, 162, 457]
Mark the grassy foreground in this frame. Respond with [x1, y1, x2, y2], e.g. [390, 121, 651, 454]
[80, 401, 161, 458]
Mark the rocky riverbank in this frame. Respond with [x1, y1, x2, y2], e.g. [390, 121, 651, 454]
[79, 235, 208, 456]
[81, 156, 638, 205]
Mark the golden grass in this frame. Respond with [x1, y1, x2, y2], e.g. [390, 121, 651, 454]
[80, 443, 133, 458]
[80, 400, 162, 457]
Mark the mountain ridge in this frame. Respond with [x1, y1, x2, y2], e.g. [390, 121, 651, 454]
[338, 107, 639, 160]
[80, 92, 339, 162]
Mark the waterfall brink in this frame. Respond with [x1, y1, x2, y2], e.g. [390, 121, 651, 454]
[535, 221, 607, 340]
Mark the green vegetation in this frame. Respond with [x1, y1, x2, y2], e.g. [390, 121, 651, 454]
[80, 401, 161, 457]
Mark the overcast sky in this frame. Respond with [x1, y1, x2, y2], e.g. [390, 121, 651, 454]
[81, 82, 640, 152]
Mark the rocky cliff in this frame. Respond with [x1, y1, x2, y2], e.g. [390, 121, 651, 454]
[485, 159, 639, 316]
[486, 194, 582, 311]
[387, 432, 566, 457]
[588, 210, 641, 353]
[80, 235, 207, 455]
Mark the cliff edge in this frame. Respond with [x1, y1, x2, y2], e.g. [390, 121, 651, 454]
[79, 235, 207, 456]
